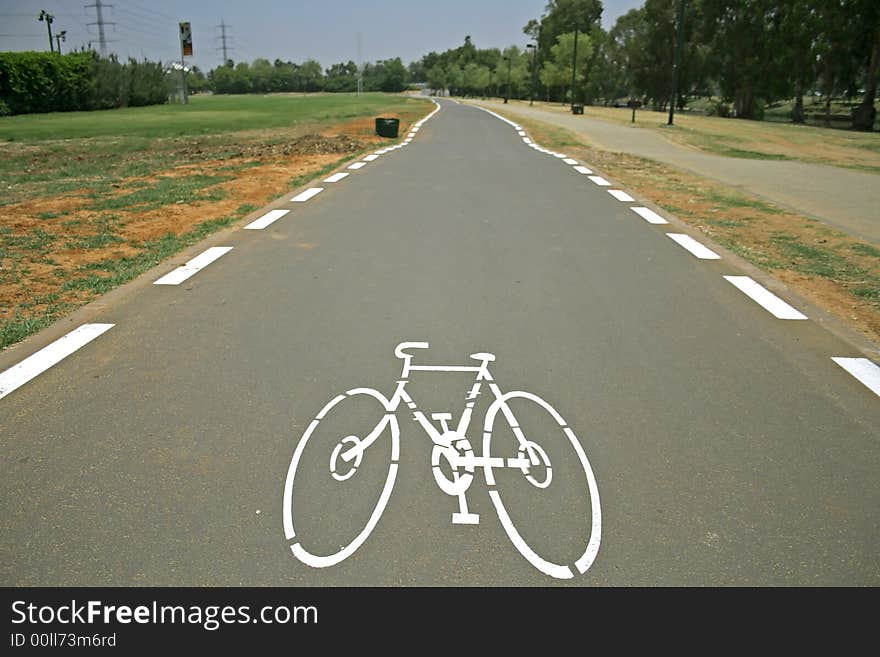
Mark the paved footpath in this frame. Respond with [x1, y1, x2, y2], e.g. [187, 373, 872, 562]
[469, 99, 880, 244]
[1, 99, 878, 586]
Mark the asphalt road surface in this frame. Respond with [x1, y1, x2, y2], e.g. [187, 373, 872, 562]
[1, 99, 878, 586]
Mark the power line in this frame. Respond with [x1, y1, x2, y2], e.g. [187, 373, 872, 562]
[121, 0, 177, 24]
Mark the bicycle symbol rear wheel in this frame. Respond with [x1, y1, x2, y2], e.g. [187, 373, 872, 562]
[283, 388, 400, 568]
[482, 391, 601, 579]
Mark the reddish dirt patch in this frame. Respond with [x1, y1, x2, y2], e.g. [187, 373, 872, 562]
[1, 110, 425, 333]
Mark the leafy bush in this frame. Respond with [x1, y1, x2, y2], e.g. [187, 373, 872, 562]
[0, 50, 170, 115]
[707, 101, 731, 118]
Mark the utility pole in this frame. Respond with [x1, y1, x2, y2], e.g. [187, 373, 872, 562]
[217, 20, 230, 65]
[54, 30, 67, 54]
[503, 55, 512, 103]
[85, 0, 114, 58]
[570, 28, 578, 110]
[667, 0, 687, 126]
[38, 10, 54, 53]
[526, 43, 536, 106]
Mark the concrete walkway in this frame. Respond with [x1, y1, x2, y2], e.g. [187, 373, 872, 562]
[469, 99, 880, 244]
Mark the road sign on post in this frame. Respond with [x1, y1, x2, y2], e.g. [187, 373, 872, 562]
[178, 22, 192, 104]
[179, 22, 193, 56]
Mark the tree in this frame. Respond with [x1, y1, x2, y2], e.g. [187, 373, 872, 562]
[549, 31, 593, 102]
[325, 61, 358, 92]
[250, 58, 273, 93]
[426, 64, 448, 94]
[850, 0, 880, 130]
[463, 62, 491, 96]
[777, 1, 821, 123]
[296, 59, 324, 91]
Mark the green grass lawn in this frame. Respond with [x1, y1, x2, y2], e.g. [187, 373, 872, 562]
[0, 92, 419, 140]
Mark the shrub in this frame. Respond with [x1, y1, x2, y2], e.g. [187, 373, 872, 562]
[0, 50, 170, 115]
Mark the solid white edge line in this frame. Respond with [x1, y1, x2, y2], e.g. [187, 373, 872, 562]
[607, 190, 634, 202]
[323, 172, 349, 183]
[831, 358, 880, 398]
[0, 323, 115, 400]
[723, 276, 808, 320]
[666, 233, 721, 260]
[291, 188, 324, 202]
[631, 206, 668, 224]
[244, 208, 289, 230]
[153, 246, 233, 285]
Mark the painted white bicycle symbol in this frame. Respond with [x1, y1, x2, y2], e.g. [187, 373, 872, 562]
[282, 342, 602, 579]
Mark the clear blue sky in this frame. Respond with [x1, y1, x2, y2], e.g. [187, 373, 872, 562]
[0, 0, 643, 71]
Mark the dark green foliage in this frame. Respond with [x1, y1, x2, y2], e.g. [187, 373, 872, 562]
[207, 56, 409, 94]
[0, 50, 170, 115]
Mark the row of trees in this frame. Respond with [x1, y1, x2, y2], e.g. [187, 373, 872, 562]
[200, 57, 409, 95]
[0, 51, 168, 115]
[409, 0, 879, 130]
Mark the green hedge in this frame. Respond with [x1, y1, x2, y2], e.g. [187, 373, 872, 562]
[0, 50, 169, 115]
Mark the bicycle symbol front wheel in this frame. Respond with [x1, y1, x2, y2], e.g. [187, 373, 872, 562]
[283, 388, 400, 568]
[482, 391, 602, 579]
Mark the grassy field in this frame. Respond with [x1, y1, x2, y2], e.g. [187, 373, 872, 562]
[513, 115, 880, 344]
[0, 93, 431, 349]
[508, 99, 880, 173]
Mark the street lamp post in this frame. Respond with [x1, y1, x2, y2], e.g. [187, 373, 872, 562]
[526, 43, 536, 106]
[54, 30, 67, 55]
[667, 0, 687, 126]
[38, 10, 55, 53]
[503, 55, 512, 104]
[570, 28, 578, 110]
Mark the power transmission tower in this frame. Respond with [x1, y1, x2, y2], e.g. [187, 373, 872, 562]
[216, 20, 233, 65]
[85, 0, 114, 57]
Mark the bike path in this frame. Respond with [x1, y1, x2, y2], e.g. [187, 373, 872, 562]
[1, 99, 878, 585]
[468, 99, 880, 244]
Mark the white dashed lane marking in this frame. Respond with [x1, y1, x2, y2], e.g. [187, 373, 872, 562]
[563, 158, 578, 165]
[347, 162, 367, 170]
[153, 247, 233, 285]
[244, 209, 289, 230]
[666, 233, 721, 260]
[630, 206, 668, 224]
[588, 175, 611, 186]
[607, 190, 634, 202]
[291, 188, 324, 202]
[831, 358, 880, 398]
[363, 154, 380, 162]
[573, 166, 593, 175]
[324, 172, 350, 183]
[0, 323, 115, 400]
[724, 276, 808, 320]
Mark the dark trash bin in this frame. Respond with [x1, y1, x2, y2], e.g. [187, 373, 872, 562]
[572, 104, 584, 115]
[375, 117, 400, 138]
